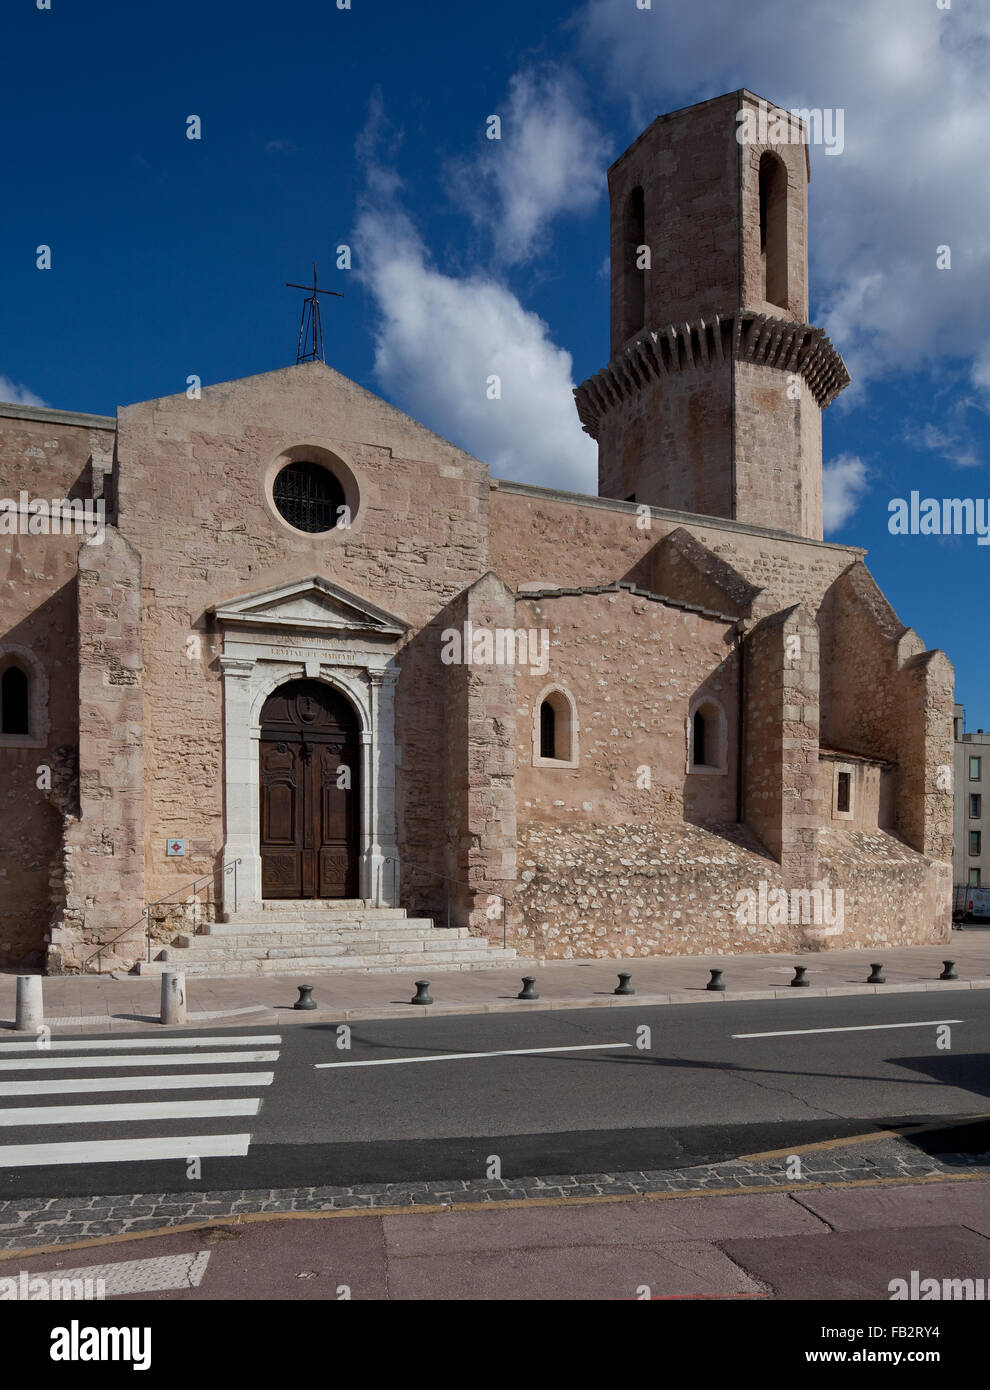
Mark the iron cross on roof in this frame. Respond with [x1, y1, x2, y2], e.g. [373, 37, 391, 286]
[285, 263, 344, 364]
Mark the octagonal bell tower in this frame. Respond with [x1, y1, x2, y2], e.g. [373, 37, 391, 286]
[575, 90, 849, 540]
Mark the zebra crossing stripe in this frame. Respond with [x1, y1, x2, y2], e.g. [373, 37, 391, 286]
[0, 1051, 279, 1072]
[0, 1035, 282, 1052]
[0, 1098, 261, 1126]
[0, 1133, 252, 1167]
[0, 1070, 275, 1097]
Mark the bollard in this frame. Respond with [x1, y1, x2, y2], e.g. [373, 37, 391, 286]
[706, 968, 725, 992]
[614, 972, 635, 996]
[411, 980, 433, 1005]
[791, 966, 810, 988]
[294, 984, 317, 1010]
[939, 960, 958, 981]
[517, 976, 539, 1000]
[866, 962, 886, 985]
[160, 970, 187, 1026]
[15, 975, 43, 1032]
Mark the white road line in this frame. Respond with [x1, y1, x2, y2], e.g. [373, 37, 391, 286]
[0, 1051, 279, 1072]
[0, 1133, 252, 1168]
[0, 1099, 261, 1126]
[732, 1020, 964, 1039]
[0, 1071, 275, 1097]
[0, 1251, 211, 1297]
[315, 1042, 632, 1069]
[0, 1034, 282, 1052]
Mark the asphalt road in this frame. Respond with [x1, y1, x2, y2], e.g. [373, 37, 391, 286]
[1, 990, 988, 1197]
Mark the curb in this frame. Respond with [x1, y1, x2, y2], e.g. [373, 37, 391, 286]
[2, 976, 988, 1033]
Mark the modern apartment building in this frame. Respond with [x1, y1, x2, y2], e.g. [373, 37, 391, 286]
[953, 704, 990, 890]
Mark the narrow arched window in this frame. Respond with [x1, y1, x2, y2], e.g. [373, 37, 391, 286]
[622, 185, 646, 341]
[1, 666, 29, 735]
[540, 701, 556, 759]
[692, 709, 707, 767]
[758, 153, 788, 310]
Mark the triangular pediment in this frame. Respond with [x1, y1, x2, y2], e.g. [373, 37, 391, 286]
[211, 576, 408, 637]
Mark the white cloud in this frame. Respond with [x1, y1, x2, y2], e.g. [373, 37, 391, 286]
[447, 67, 612, 265]
[0, 375, 46, 408]
[822, 453, 868, 533]
[903, 421, 980, 470]
[577, 0, 990, 400]
[354, 196, 597, 490]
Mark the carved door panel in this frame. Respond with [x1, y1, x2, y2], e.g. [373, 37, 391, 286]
[259, 680, 360, 899]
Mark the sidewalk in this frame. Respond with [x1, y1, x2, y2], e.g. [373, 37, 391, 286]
[5, 1169, 990, 1299]
[0, 932, 985, 1034]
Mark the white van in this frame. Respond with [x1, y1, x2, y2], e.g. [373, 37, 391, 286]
[964, 888, 990, 921]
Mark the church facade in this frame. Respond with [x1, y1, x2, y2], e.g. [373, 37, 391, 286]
[0, 91, 953, 975]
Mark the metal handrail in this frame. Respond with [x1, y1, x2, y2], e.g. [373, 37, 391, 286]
[80, 857, 242, 972]
[384, 856, 512, 948]
[142, 858, 242, 962]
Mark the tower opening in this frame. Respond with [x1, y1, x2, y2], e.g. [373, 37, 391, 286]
[621, 185, 646, 342]
[759, 153, 788, 310]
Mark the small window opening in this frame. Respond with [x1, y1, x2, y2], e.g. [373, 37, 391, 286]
[0, 666, 29, 735]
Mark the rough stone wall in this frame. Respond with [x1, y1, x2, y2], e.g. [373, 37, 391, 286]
[743, 605, 820, 883]
[490, 484, 861, 618]
[112, 363, 492, 913]
[596, 360, 734, 517]
[49, 530, 144, 973]
[0, 410, 112, 967]
[441, 573, 518, 936]
[817, 828, 949, 949]
[514, 589, 739, 829]
[732, 361, 822, 538]
[515, 821, 789, 958]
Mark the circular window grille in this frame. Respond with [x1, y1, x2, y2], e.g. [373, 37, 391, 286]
[272, 461, 345, 533]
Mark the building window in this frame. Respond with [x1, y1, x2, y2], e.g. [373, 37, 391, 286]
[836, 771, 851, 814]
[970, 868, 981, 887]
[272, 461, 346, 533]
[622, 185, 646, 341]
[970, 756, 982, 781]
[692, 710, 707, 766]
[971, 794, 982, 819]
[758, 152, 788, 310]
[533, 686, 579, 768]
[688, 698, 728, 775]
[970, 831, 982, 856]
[540, 701, 556, 759]
[0, 666, 29, 735]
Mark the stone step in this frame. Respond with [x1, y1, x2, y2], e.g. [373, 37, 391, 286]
[225, 900, 407, 920]
[136, 949, 517, 977]
[165, 936, 498, 963]
[201, 918, 435, 939]
[182, 924, 465, 948]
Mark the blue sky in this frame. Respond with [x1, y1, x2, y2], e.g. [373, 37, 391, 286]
[3, 0, 988, 721]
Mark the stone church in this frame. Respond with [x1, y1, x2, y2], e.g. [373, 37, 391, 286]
[0, 91, 953, 976]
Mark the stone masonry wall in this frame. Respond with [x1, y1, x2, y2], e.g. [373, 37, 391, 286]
[0, 410, 113, 967]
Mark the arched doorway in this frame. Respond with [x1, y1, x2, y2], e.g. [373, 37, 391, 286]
[259, 678, 360, 898]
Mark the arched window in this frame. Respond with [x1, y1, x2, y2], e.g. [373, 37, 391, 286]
[758, 152, 788, 310]
[622, 185, 646, 341]
[692, 709, 707, 767]
[540, 701, 556, 759]
[1, 666, 29, 736]
[688, 697, 728, 775]
[533, 687, 579, 768]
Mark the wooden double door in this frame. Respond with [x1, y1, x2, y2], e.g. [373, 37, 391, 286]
[259, 679, 360, 899]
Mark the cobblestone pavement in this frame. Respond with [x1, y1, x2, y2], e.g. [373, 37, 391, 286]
[1, 1138, 987, 1254]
